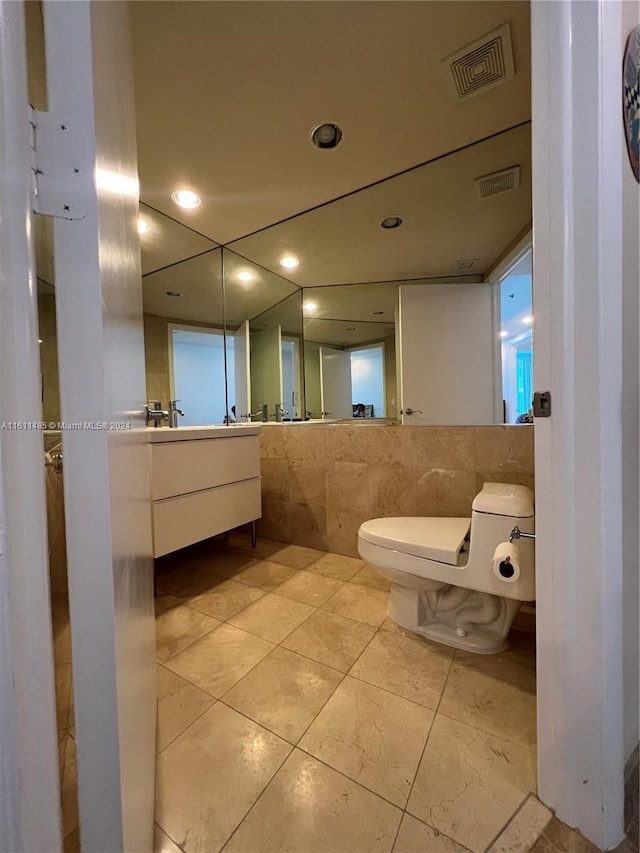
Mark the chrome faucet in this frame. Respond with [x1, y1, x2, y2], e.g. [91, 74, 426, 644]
[275, 403, 289, 422]
[240, 405, 269, 422]
[168, 400, 185, 428]
[145, 400, 169, 427]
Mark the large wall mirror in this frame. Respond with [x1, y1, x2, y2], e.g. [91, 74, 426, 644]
[138, 121, 532, 426]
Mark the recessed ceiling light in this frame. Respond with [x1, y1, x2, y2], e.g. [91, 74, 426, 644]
[38, 338, 43, 343]
[499, 330, 508, 338]
[237, 271, 253, 282]
[371, 310, 384, 316]
[310, 123, 343, 149]
[280, 256, 299, 269]
[522, 316, 533, 324]
[303, 301, 317, 313]
[137, 218, 149, 234]
[166, 291, 182, 298]
[171, 189, 201, 209]
[380, 216, 403, 230]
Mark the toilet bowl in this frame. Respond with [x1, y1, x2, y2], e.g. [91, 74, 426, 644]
[358, 483, 535, 654]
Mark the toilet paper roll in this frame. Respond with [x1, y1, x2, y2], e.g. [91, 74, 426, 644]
[492, 542, 521, 583]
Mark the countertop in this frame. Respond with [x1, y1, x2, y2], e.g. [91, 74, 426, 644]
[145, 424, 261, 442]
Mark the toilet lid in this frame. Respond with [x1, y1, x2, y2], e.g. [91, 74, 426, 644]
[359, 517, 471, 566]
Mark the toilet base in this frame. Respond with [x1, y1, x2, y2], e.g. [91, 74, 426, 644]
[388, 583, 522, 654]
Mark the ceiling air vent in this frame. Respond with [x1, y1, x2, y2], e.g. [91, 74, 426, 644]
[453, 259, 480, 271]
[443, 23, 515, 100]
[474, 166, 521, 199]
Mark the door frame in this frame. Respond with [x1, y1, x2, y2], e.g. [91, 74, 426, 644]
[531, 1, 634, 848]
[0, 3, 62, 851]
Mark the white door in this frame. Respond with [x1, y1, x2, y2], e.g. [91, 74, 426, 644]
[233, 320, 251, 420]
[320, 347, 352, 418]
[251, 324, 283, 418]
[398, 284, 495, 425]
[42, 3, 156, 850]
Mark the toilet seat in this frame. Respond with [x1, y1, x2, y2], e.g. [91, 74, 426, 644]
[359, 517, 471, 566]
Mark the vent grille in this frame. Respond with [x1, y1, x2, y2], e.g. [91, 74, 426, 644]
[444, 24, 514, 100]
[474, 166, 521, 199]
[453, 259, 480, 271]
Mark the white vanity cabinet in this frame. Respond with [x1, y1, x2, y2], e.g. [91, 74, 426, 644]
[147, 425, 261, 558]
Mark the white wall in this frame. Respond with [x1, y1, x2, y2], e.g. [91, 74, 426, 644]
[621, 2, 640, 766]
[350, 345, 385, 417]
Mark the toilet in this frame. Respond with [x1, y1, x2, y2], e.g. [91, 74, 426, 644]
[358, 482, 535, 654]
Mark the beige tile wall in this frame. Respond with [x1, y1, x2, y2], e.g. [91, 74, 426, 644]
[257, 425, 534, 557]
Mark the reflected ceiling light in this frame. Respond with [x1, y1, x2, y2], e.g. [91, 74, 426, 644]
[137, 218, 149, 234]
[38, 339, 43, 343]
[237, 271, 253, 282]
[280, 255, 299, 269]
[522, 316, 533, 324]
[310, 122, 343, 149]
[171, 189, 201, 209]
[166, 291, 182, 297]
[303, 301, 317, 313]
[499, 330, 508, 338]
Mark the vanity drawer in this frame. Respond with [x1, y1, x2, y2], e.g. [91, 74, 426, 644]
[150, 435, 260, 500]
[152, 477, 261, 558]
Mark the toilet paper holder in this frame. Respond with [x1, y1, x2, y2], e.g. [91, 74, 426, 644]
[509, 525, 535, 543]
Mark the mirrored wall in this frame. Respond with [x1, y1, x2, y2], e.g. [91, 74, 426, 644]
[138, 121, 532, 426]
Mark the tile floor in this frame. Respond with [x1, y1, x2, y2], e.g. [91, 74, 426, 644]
[153, 533, 539, 853]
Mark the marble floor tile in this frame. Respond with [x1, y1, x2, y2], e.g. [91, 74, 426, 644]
[156, 665, 215, 753]
[530, 816, 602, 853]
[221, 749, 402, 853]
[350, 564, 392, 592]
[268, 543, 325, 569]
[299, 676, 434, 807]
[154, 824, 183, 853]
[189, 548, 260, 579]
[227, 533, 287, 559]
[407, 714, 536, 853]
[63, 829, 80, 853]
[308, 552, 364, 581]
[281, 610, 376, 673]
[228, 593, 315, 644]
[155, 564, 227, 600]
[321, 582, 389, 627]
[393, 813, 471, 852]
[232, 559, 299, 591]
[438, 651, 537, 749]
[350, 629, 454, 710]
[165, 623, 274, 698]
[156, 703, 291, 853]
[61, 734, 79, 841]
[487, 794, 553, 853]
[155, 600, 221, 663]
[223, 647, 343, 744]
[55, 662, 72, 733]
[189, 578, 266, 621]
[274, 569, 345, 607]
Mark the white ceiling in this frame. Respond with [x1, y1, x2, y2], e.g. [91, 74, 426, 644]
[130, 0, 532, 269]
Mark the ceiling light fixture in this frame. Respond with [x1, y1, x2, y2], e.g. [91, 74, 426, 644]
[522, 316, 533, 324]
[310, 122, 343, 150]
[303, 301, 317, 313]
[499, 330, 508, 338]
[171, 189, 201, 209]
[137, 218, 149, 234]
[237, 271, 253, 282]
[166, 291, 182, 298]
[380, 216, 403, 230]
[280, 256, 299, 269]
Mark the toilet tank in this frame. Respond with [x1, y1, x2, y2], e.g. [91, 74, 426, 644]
[472, 482, 534, 518]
